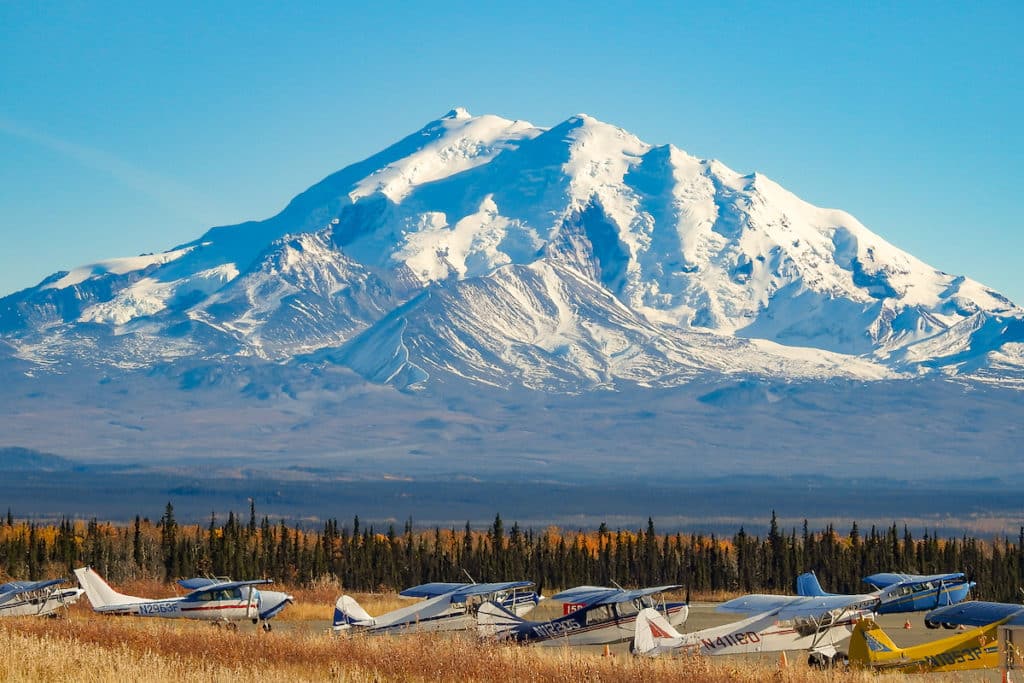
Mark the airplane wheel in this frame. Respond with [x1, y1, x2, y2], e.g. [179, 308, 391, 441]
[942, 622, 957, 630]
[262, 622, 272, 632]
[807, 652, 829, 669]
[925, 619, 940, 629]
[832, 652, 849, 669]
[226, 622, 238, 632]
[212, 621, 222, 629]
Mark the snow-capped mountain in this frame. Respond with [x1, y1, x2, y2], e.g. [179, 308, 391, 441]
[2, 108, 1022, 391]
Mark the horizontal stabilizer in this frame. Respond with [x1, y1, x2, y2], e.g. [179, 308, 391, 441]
[477, 599, 524, 637]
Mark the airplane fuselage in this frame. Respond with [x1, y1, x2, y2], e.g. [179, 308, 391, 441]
[850, 619, 1002, 672]
[0, 588, 83, 617]
[503, 601, 688, 647]
[95, 595, 258, 621]
[338, 589, 539, 636]
[878, 582, 974, 614]
[683, 612, 863, 655]
[638, 606, 872, 658]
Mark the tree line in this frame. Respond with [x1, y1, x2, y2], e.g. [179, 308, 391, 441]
[2, 504, 1022, 601]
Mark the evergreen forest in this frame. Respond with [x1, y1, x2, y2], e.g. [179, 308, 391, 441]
[2, 504, 1023, 601]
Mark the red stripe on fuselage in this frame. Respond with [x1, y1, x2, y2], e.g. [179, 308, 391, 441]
[179, 604, 249, 613]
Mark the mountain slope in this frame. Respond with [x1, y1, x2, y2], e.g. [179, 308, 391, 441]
[1, 109, 1020, 391]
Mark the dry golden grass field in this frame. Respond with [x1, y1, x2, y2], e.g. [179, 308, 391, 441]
[0, 588, 1004, 682]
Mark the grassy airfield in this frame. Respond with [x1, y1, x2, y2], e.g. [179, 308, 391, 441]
[0, 588, 1005, 682]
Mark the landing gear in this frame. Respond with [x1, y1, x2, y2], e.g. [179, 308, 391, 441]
[942, 622, 957, 630]
[807, 651, 848, 669]
[925, 619, 940, 629]
[262, 622, 272, 632]
[226, 621, 238, 632]
[808, 652, 829, 669]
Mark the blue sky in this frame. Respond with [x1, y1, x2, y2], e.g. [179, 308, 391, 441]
[1, 2, 1021, 304]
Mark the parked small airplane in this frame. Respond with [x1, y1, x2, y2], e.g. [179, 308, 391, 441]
[923, 601, 1024, 676]
[634, 591, 877, 666]
[798, 571, 974, 616]
[333, 581, 539, 635]
[477, 584, 688, 646]
[848, 616, 1002, 672]
[74, 567, 292, 630]
[0, 578, 84, 617]
[176, 577, 294, 627]
[925, 600, 1024, 630]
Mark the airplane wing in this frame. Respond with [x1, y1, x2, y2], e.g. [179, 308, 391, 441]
[399, 583, 469, 598]
[0, 578, 66, 601]
[717, 594, 796, 614]
[177, 578, 219, 590]
[925, 601, 1024, 627]
[449, 582, 534, 602]
[184, 578, 272, 599]
[718, 594, 876, 618]
[864, 572, 965, 589]
[550, 586, 614, 604]
[372, 593, 456, 628]
[596, 585, 682, 606]
[550, 585, 681, 607]
[772, 595, 877, 620]
[398, 582, 533, 602]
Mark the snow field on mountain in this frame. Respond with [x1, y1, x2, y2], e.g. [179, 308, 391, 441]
[1, 108, 1021, 392]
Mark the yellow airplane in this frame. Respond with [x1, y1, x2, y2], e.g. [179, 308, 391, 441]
[848, 616, 1004, 673]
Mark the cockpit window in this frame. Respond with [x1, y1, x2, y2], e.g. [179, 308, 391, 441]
[616, 601, 639, 618]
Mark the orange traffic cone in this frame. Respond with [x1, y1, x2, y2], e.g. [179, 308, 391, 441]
[602, 644, 612, 657]
[904, 619, 912, 629]
[779, 651, 788, 668]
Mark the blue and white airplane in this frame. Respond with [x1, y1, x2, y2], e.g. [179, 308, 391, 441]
[0, 578, 83, 617]
[797, 571, 974, 618]
[478, 585, 688, 646]
[333, 581, 539, 635]
[74, 566, 293, 630]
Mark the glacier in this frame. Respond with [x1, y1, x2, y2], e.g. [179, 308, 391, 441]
[1, 108, 1020, 392]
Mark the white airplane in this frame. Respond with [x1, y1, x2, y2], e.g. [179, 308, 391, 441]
[0, 578, 84, 617]
[74, 566, 293, 630]
[634, 591, 878, 667]
[333, 581, 539, 635]
[477, 585, 688, 646]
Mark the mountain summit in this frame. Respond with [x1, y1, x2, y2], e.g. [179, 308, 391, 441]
[2, 110, 1022, 391]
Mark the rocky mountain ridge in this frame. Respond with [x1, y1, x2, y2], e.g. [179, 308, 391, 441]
[2, 109, 1021, 392]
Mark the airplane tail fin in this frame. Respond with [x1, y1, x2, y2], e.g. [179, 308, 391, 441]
[634, 607, 684, 657]
[797, 571, 829, 597]
[73, 566, 137, 609]
[848, 618, 898, 667]
[477, 599, 524, 637]
[332, 595, 374, 631]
